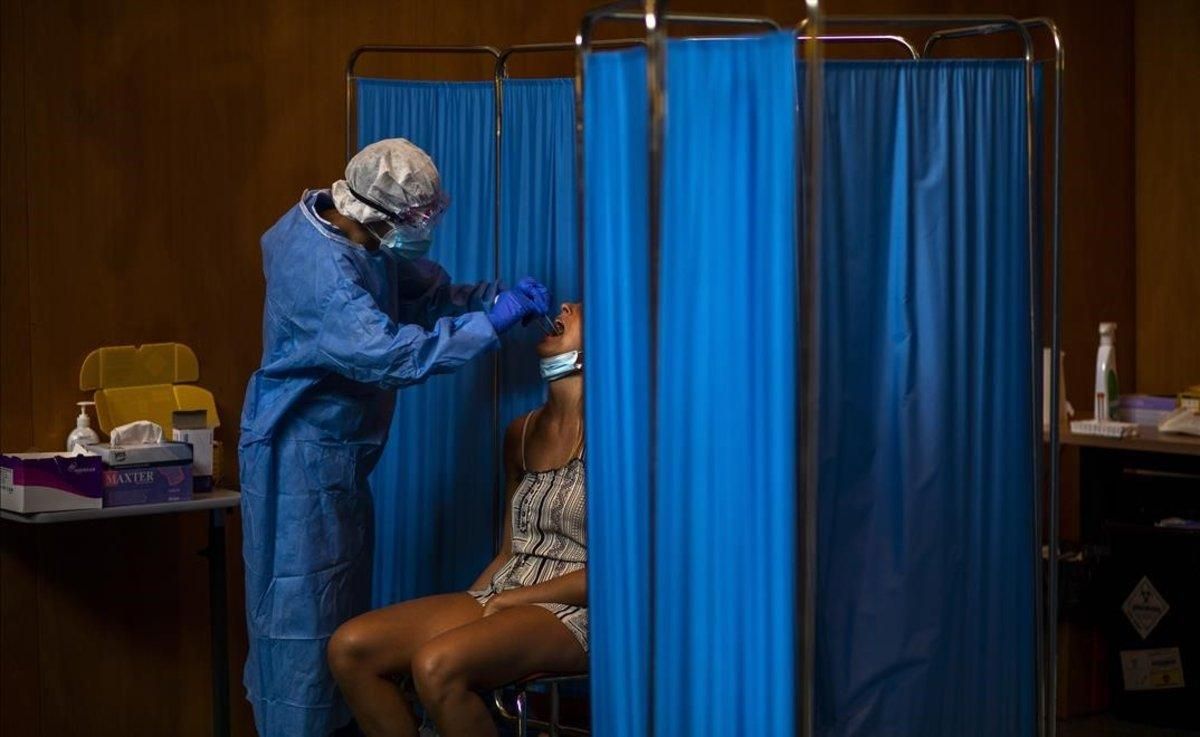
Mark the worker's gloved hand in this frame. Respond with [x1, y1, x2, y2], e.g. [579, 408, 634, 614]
[487, 289, 541, 335]
[515, 277, 551, 323]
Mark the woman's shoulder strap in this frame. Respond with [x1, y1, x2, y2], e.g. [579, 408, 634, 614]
[520, 410, 537, 472]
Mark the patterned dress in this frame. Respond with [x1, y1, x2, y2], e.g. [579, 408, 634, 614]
[470, 411, 588, 651]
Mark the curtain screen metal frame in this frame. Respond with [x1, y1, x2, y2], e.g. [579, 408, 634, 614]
[798, 33, 918, 58]
[344, 44, 509, 552]
[574, 4, 825, 737]
[924, 20, 1065, 737]
[345, 45, 503, 165]
[799, 14, 1062, 737]
[342, 15, 784, 578]
[344, 8, 1063, 737]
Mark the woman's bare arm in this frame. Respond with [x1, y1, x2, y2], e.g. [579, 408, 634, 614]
[468, 415, 526, 591]
[480, 397, 588, 610]
[490, 568, 587, 609]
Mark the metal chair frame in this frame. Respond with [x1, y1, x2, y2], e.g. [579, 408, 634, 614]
[493, 674, 591, 737]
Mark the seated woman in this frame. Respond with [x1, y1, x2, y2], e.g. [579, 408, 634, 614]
[328, 302, 587, 737]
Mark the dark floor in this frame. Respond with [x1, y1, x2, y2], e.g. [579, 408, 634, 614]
[341, 713, 1200, 736]
[1060, 715, 1200, 737]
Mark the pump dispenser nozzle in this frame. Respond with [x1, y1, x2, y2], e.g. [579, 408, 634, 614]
[67, 401, 101, 452]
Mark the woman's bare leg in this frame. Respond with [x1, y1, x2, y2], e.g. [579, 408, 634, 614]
[411, 606, 587, 737]
[328, 593, 484, 737]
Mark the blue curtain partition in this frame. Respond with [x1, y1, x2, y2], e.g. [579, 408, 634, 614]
[583, 47, 653, 737]
[498, 78, 581, 429]
[585, 32, 799, 737]
[812, 60, 1038, 737]
[359, 77, 583, 606]
[357, 80, 498, 605]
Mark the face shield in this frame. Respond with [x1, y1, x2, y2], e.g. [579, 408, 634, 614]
[348, 184, 450, 247]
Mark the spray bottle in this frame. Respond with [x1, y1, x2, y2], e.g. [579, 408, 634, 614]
[1094, 323, 1119, 422]
[66, 401, 100, 451]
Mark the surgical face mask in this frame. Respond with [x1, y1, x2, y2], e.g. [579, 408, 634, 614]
[540, 350, 582, 382]
[388, 239, 432, 260]
[367, 221, 433, 260]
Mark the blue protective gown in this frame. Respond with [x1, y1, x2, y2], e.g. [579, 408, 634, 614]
[239, 190, 499, 736]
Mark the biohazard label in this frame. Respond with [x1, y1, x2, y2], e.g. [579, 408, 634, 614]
[1123, 576, 1169, 639]
[1121, 648, 1186, 691]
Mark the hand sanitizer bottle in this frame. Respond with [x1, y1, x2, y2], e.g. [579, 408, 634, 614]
[1094, 323, 1119, 421]
[66, 401, 101, 451]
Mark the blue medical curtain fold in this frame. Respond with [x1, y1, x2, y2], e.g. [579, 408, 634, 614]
[583, 48, 652, 737]
[498, 79, 580, 427]
[585, 32, 798, 737]
[812, 61, 1037, 737]
[356, 80, 497, 606]
[656, 33, 798, 737]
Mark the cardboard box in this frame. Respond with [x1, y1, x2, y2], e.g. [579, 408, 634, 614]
[79, 343, 220, 437]
[87, 442, 194, 507]
[0, 452, 104, 513]
[1108, 524, 1199, 729]
[172, 409, 213, 492]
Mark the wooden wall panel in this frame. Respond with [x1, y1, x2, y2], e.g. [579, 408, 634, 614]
[1039, 0, 1137, 413]
[1, 0, 39, 734]
[1135, 0, 1200, 397]
[0, 0, 33, 454]
[0, 1, 1158, 735]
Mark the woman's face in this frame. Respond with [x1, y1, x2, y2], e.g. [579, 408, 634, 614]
[537, 302, 582, 357]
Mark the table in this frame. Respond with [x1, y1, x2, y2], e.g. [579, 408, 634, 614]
[1059, 425, 1200, 457]
[2, 489, 240, 737]
[1058, 427, 1200, 543]
[1051, 427, 1200, 719]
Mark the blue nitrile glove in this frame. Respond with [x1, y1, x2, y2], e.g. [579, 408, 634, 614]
[487, 289, 539, 335]
[516, 277, 551, 321]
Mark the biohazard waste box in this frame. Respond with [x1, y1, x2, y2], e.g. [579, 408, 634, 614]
[1108, 523, 1199, 730]
[80, 343, 220, 436]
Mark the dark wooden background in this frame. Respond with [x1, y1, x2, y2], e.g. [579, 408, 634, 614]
[2, 1, 1195, 735]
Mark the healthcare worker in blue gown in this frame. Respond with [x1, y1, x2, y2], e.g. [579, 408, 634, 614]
[239, 138, 550, 737]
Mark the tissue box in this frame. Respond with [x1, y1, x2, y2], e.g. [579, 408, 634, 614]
[0, 452, 104, 513]
[87, 442, 193, 507]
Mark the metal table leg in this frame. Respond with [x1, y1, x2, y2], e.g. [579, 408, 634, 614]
[202, 508, 231, 737]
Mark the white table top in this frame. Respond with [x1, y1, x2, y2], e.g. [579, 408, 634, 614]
[1, 489, 240, 524]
